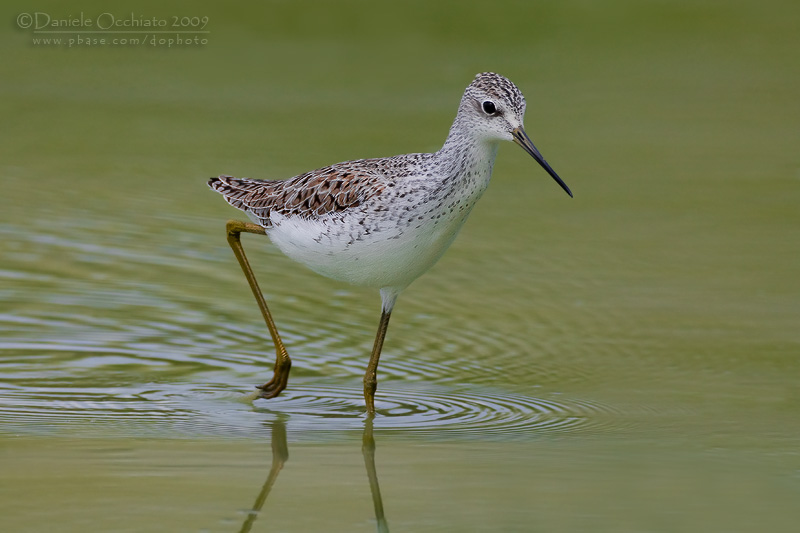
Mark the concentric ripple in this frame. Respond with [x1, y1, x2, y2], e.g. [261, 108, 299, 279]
[0, 218, 639, 442]
[0, 380, 628, 441]
[253, 385, 627, 439]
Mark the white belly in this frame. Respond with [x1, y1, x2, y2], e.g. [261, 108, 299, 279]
[266, 207, 473, 291]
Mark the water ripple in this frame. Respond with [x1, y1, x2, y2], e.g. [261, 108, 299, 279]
[255, 385, 627, 439]
[0, 219, 644, 442]
[0, 380, 629, 441]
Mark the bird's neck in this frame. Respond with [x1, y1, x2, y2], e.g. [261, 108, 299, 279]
[436, 126, 500, 185]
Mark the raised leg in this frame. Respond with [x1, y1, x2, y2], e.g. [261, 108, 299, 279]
[363, 308, 392, 414]
[226, 219, 291, 398]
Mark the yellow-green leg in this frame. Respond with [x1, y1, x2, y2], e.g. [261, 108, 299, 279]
[226, 219, 291, 398]
[363, 309, 392, 414]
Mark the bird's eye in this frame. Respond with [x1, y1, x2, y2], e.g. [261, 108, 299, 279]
[482, 100, 497, 115]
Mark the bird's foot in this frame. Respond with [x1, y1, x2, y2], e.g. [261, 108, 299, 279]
[256, 360, 291, 399]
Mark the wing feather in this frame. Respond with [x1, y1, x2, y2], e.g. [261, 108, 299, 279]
[208, 160, 388, 227]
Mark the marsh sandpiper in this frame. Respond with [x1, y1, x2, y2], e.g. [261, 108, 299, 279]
[209, 72, 572, 414]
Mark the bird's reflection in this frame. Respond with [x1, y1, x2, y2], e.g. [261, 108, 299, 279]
[363, 414, 390, 533]
[237, 416, 389, 532]
[238, 419, 289, 533]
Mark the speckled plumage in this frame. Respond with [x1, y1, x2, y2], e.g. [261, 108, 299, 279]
[209, 72, 570, 313]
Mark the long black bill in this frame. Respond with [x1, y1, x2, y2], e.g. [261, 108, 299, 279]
[512, 126, 573, 198]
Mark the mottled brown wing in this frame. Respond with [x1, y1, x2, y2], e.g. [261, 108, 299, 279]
[208, 161, 386, 227]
